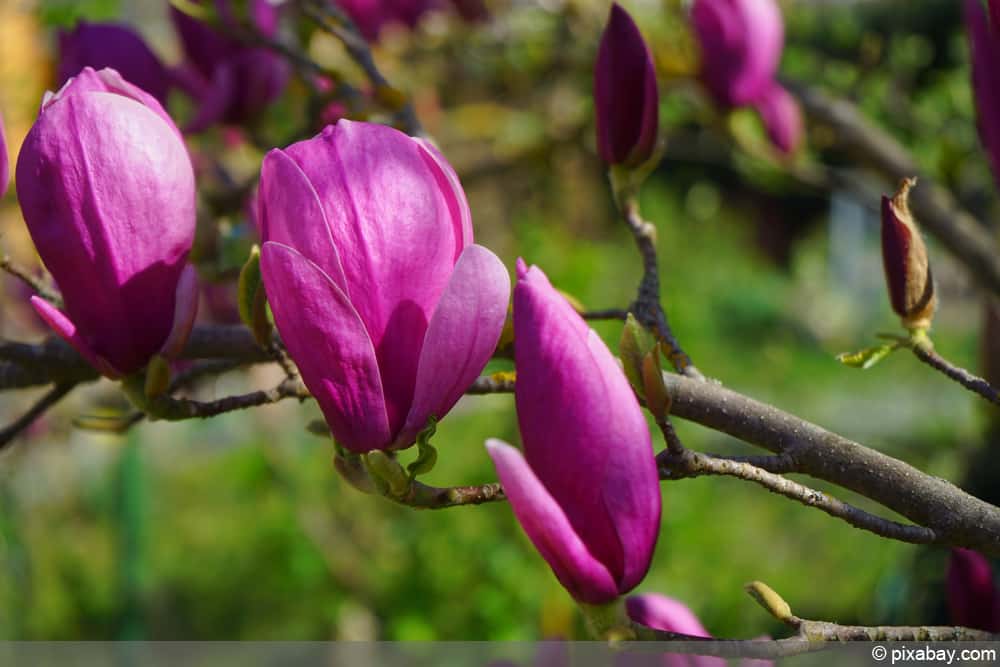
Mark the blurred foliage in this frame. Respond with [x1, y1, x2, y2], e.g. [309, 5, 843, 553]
[0, 0, 997, 641]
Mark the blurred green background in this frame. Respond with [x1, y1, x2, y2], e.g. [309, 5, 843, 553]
[0, 0, 997, 640]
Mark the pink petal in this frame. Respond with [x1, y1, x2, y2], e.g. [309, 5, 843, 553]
[514, 262, 660, 593]
[396, 245, 510, 447]
[414, 138, 474, 257]
[160, 264, 200, 358]
[486, 439, 619, 604]
[259, 148, 348, 293]
[283, 120, 466, 432]
[261, 242, 391, 452]
[31, 296, 121, 378]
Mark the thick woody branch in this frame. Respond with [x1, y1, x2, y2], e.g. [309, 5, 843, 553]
[789, 81, 1000, 297]
[663, 373, 1000, 554]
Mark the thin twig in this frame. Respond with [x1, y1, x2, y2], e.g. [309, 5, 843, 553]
[657, 447, 937, 545]
[401, 480, 506, 509]
[911, 343, 1000, 407]
[0, 382, 77, 450]
[619, 197, 703, 380]
[581, 308, 629, 321]
[145, 377, 310, 421]
[0, 255, 61, 306]
[298, 0, 424, 136]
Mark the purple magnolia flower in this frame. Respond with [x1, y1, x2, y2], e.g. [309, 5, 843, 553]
[16, 67, 198, 378]
[627, 594, 773, 667]
[948, 549, 1000, 632]
[258, 120, 510, 453]
[57, 21, 171, 105]
[171, 0, 290, 132]
[966, 0, 1000, 188]
[594, 3, 659, 167]
[691, 0, 801, 154]
[486, 261, 660, 605]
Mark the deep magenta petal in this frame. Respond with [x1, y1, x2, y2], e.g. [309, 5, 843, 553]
[261, 242, 391, 452]
[751, 83, 803, 155]
[17, 71, 195, 375]
[397, 245, 510, 447]
[692, 0, 784, 107]
[259, 148, 348, 293]
[57, 22, 171, 105]
[513, 262, 659, 595]
[948, 549, 1000, 632]
[967, 0, 1000, 190]
[160, 264, 200, 359]
[594, 4, 659, 166]
[282, 121, 466, 433]
[31, 296, 121, 378]
[486, 439, 620, 604]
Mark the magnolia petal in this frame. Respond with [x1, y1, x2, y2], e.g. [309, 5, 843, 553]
[259, 148, 348, 293]
[159, 264, 199, 359]
[486, 439, 619, 604]
[261, 242, 391, 452]
[31, 296, 121, 378]
[396, 245, 510, 447]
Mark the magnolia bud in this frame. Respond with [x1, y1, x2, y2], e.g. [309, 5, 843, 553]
[881, 178, 936, 330]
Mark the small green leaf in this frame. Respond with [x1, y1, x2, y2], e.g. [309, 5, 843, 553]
[836, 342, 899, 369]
[144, 355, 171, 400]
[407, 416, 439, 479]
[238, 245, 271, 346]
[619, 313, 657, 397]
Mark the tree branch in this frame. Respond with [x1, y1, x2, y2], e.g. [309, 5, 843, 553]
[658, 447, 937, 545]
[619, 197, 704, 380]
[911, 343, 1000, 407]
[662, 372, 1000, 554]
[0, 382, 77, 450]
[788, 81, 1000, 297]
[0, 255, 61, 306]
[297, 0, 424, 137]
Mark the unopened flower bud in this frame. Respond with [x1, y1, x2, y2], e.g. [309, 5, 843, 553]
[594, 4, 659, 168]
[881, 178, 936, 330]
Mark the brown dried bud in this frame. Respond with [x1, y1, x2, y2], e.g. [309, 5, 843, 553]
[881, 178, 936, 330]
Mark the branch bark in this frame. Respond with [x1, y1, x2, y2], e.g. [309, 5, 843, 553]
[663, 372, 1000, 555]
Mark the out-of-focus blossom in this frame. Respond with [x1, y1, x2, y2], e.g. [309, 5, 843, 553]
[690, 0, 801, 154]
[751, 83, 802, 156]
[259, 120, 509, 452]
[966, 0, 1000, 188]
[16, 68, 198, 377]
[336, 0, 433, 41]
[334, 0, 484, 42]
[627, 594, 773, 667]
[57, 21, 171, 105]
[486, 260, 660, 604]
[880, 178, 936, 330]
[948, 549, 1000, 632]
[594, 3, 659, 167]
[171, 0, 290, 132]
